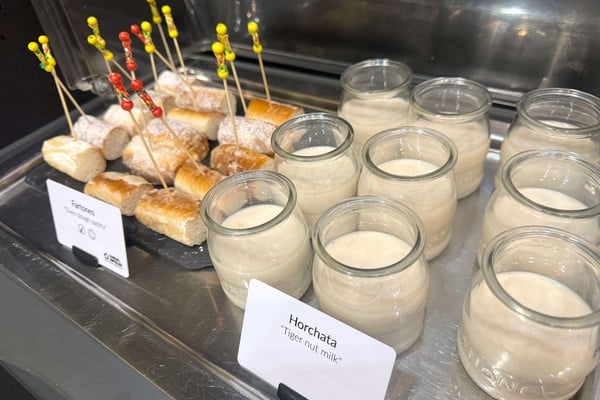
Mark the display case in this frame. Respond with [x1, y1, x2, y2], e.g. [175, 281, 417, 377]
[1, 0, 598, 398]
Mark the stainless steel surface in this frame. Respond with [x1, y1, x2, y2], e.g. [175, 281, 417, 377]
[32, 0, 600, 102]
[0, 58, 597, 399]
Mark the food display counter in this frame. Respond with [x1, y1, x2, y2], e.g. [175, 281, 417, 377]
[1, 0, 599, 399]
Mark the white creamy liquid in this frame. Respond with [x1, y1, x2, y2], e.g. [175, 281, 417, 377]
[479, 187, 600, 259]
[358, 158, 456, 259]
[500, 120, 600, 170]
[338, 98, 410, 156]
[458, 271, 597, 400]
[210, 204, 312, 309]
[276, 146, 358, 231]
[313, 230, 429, 353]
[410, 120, 489, 198]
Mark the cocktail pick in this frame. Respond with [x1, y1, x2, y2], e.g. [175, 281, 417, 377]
[216, 22, 247, 115]
[85, 16, 128, 76]
[161, 5, 190, 83]
[212, 41, 239, 148]
[131, 22, 164, 100]
[118, 31, 137, 80]
[27, 35, 86, 136]
[247, 21, 271, 102]
[130, 79, 203, 172]
[145, 0, 175, 68]
[108, 72, 170, 193]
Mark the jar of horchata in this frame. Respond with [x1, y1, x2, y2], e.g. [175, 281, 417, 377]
[478, 149, 600, 262]
[408, 77, 492, 199]
[357, 126, 458, 260]
[271, 112, 360, 232]
[337, 59, 412, 158]
[498, 88, 600, 174]
[312, 196, 429, 354]
[459, 226, 600, 400]
[200, 170, 312, 309]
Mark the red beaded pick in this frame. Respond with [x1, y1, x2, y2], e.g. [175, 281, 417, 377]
[121, 99, 134, 111]
[130, 79, 143, 91]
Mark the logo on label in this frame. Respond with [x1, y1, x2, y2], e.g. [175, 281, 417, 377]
[104, 252, 123, 268]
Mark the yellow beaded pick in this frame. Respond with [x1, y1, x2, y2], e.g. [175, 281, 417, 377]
[161, 5, 178, 39]
[212, 41, 239, 147]
[216, 22, 247, 115]
[247, 21, 270, 102]
[146, 0, 175, 68]
[160, 5, 189, 83]
[27, 35, 86, 136]
[85, 16, 122, 75]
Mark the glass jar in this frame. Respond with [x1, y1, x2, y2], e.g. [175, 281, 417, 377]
[357, 126, 457, 260]
[408, 77, 492, 199]
[337, 59, 412, 157]
[458, 226, 600, 400]
[312, 196, 429, 354]
[478, 149, 600, 261]
[271, 113, 360, 231]
[499, 88, 600, 172]
[201, 170, 312, 309]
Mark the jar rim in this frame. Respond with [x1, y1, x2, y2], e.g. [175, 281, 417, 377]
[200, 170, 298, 236]
[481, 226, 600, 328]
[312, 195, 426, 277]
[410, 77, 493, 120]
[502, 149, 600, 218]
[517, 88, 600, 136]
[340, 59, 413, 96]
[271, 112, 354, 161]
[361, 126, 458, 181]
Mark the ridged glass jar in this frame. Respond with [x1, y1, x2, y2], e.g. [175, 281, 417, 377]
[357, 126, 457, 259]
[499, 88, 600, 171]
[408, 77, 492, 199]
[478, 149, 600, 261]
[337, 59, 412, 158]
[201, 170, 312, 309]
[459, 226, 600, 400]
[312, 196, 429, 354]
[271, 113, 359, 232]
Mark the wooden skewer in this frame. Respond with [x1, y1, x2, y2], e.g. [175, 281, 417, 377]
[146, 0, 176, 69]
[161, 6, 190, 82]
[52, 71, 75, 137]
[212, 42, 239, 149]
[108, 72, 171, 197]
[28, 37, 76, 136]
[53, 72, 86, 117]
[128, 112, 171, 195]
[248, 21, 271, 102]
[130, 79, 203, 174]
[216, 23, 247, 115]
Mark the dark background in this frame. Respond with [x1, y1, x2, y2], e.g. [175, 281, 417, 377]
[0, 1, 87, 397]
[0, 1, 93, 150]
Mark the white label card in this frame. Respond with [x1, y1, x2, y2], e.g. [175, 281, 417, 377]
[46, 179, 129, 278]
[238, 279, 396, 400]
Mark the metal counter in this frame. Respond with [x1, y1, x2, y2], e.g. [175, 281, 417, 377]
[0, 58, 597, 399]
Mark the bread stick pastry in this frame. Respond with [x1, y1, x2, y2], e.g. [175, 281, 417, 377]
[122, 119, 209, 185]
[217, 116, 276, 155]
[42, 135, 106, 182]
[84, 171, 153, 216]
[102, 104, 149, 137]
[135, 89, 175, 115]
[134, 188, 207, 246]
[247, 98, 304, 126]
[210, 143, 274, 176]
[156, 69, 198, 96]
[175, 85, 237, 114]
[166, 108, 224, 141]
[73, 115, 130, 160]
[174, 160, 225, 200]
